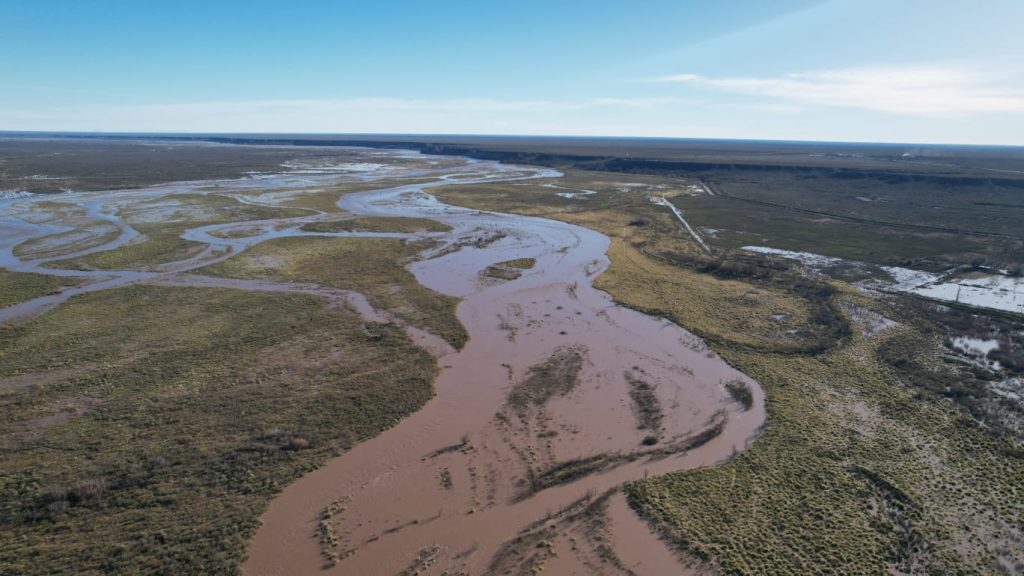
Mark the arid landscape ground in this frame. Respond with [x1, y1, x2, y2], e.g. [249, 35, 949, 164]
[1, 135, 1023, 575]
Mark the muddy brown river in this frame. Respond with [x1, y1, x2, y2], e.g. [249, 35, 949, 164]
[0, 148, 765, 575]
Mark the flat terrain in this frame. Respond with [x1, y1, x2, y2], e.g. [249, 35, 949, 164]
[1, 135, 1023, 575]
[436, 164, 1024, 574]
[0, 285, 436, 574]
[1, 144, 464, 574]
[0, 137, 417, 193]
[0, 270, 80, 308]
[200, 236, 468, 349]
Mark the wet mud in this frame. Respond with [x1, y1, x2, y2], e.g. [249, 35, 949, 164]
[0, 148, 765, 575]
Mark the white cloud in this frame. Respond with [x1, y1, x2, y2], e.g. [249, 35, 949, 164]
[659, 64, 1024, 117]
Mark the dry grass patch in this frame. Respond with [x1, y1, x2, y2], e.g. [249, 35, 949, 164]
[439, 173, 1024, 574]
[301, 216, 451, 234]
[53, 195, 308, 270]
[14, 223, 122, 261]
[0, 284, 436, 575]
[506, 346, 585, 417]
[625, 373, 664, 438]
[274, 177, 440, 213]
[0, 270, 82, 308]
[482, 258, 537, 281]
[200, 235, 468, 349]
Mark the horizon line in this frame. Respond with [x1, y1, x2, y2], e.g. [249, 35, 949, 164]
[1, 129, 1022, 150]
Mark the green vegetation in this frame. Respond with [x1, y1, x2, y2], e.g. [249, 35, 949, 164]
[440, 171, 1024, 574]
[200, 236, 468, 349]
[13, 223, 123, 261]
[497, 257, 536, 269]
[0, 270, 81, 308]
[53, 194, 308, 270]
[272, 178, 440, 213]
[482, 258, 536, 281]
[671, 191, 993, 270]
[300, 215, 451, 234]
[625, 374, 663, 436]
[488, 491, 628, 576]
[438, 156, 1024, 272]
[442, 179, 838, 353]
[438, 468, 453, 490]
[0, 285, 437, 575]
[0, 138, 408, 194]
[626, 311, 1023, 574]
[55, 224, 204, 270]
[7, 136, 1022, 574]
[506, 346, 584, 418]
[723, 378, 754, 411]
[317, 496, 352, 567]
[528, 417, 726, 496]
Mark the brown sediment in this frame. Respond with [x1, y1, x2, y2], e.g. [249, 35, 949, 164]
[242, 157, 766, 575]
[604, 490, 708, 576]
[0, 149, 765, 574]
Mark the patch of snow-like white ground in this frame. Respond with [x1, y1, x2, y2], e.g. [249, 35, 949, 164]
[742, 246, 1024, 314]
[280, 157, 391, 174]
[227, 189, 318, 205]
[952, 336, 1001, 357]
[610, 182, 671, 193]
[0, 190, 35, 201]
[541, 183, 598, 199]
[951, 336, 1003, 370]
[880, 266, 939, 290]
[281, 161, 389, 174]
[992, 377, 1024, 402]
[913, 274, 1024, 314]
[838, 301, 896, 338]
[692, 182, 714, 196]
[121, 199, 222, 224]
[741, 246, 843, 268]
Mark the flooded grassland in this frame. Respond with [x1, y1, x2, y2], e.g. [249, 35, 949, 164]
[436, 169, 1024, 575]
[1, 147, 764, 575]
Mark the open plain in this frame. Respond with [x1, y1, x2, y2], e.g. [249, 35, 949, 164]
[1, 136, 1022, 575]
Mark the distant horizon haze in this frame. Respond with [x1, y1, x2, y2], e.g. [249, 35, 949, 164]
[1, 0, 1022, 145]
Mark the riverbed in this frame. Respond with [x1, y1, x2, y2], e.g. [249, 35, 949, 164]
[0, 147, 765, 575]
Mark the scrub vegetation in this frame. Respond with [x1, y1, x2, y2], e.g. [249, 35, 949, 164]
[439, 167, 1024, 574]
[13, 223, 123, 261]
[200, 235, 469, 349]
[0, 137, 428, 194]
[55, 224, 203, 270]
[4, 136, 1023, 574]
[482, 257, 537, 281]
[0, 270, 81, 308]
[0, 285, 437, 575]
[53, 194, 309, 270]
[300, 215, 451, 234]
[505, 345, 585, 418]
[625, 374, 664, 436]
[273, 178, 442, 213]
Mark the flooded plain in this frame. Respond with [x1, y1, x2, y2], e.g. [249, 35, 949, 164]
[0, 148, 765, 575]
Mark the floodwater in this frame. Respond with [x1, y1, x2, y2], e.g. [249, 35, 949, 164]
[741, 245, 1024, 315]
[246, 157, 766, 574]
[0, 148, 765, 575]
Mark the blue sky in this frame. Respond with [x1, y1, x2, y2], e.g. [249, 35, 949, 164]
[1, 0, 1022, 144]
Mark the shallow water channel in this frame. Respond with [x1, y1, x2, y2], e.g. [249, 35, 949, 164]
[0, 149, 766, 575]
